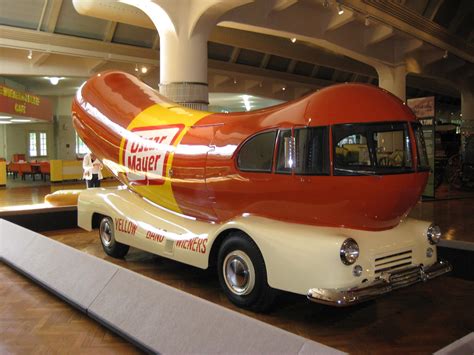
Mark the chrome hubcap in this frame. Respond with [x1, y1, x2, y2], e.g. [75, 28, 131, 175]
[223, 250, 255, 296]
[100, 219, 113, 247]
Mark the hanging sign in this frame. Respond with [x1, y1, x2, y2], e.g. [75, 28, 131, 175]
[0, 85, 53, 121]
[407, 96, 435, 118]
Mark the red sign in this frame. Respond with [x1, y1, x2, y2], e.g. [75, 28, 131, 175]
[0, 85, 53, 121]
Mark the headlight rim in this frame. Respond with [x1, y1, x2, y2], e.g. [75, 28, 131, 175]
[340, 238, 360, 265]
[427, 224, 442, 245]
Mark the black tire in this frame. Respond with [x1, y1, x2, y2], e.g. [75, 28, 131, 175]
[99, 216, 129, 258]
[217, 232, 277, 312]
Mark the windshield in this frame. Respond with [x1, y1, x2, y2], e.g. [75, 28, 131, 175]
[333, 122, 413, 175]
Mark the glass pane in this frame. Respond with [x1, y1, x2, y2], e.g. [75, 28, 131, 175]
[373, 130, 411, 168]
[333, 122, 413, 175]
[412, 123, 430, 170]
[237, 131, 277, 172]
[295, 127, 329, 175]
[39, 132, 47, 156]
[29, 132, 37, 157]
[335, 133, 370, 168]
[276, 130, 292, 174]
[76, 133, 89, 154]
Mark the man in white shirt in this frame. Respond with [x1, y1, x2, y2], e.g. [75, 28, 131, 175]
[83, 152, 103, 188]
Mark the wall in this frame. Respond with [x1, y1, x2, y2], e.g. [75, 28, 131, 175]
[0, 125, 6, 159]
[55, 96, 77, 160]
[5, 122, 55, 161]
[0, 94, 78, 162]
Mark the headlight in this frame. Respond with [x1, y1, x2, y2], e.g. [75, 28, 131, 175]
[427, 224, 441, 245]
[340, 238, 359, 265]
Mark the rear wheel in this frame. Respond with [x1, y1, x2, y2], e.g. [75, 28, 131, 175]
[217, 232, 277, 312]
[99, 216, 129, 258]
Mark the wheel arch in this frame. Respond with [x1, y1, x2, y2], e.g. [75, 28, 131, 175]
[92, 212, 107, 229]
[208, 227, 260, 269]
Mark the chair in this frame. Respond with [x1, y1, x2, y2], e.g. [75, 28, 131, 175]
[39, 162, 50, 181]
[12, 154, 26, 163]
[19, 163, 35, 181]
[8, 163, 20, 179]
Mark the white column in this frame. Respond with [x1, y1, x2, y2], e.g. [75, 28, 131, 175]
[120, 0, 252, 110]
[158, 30, 209, 110]
[376, 64, 406, 101]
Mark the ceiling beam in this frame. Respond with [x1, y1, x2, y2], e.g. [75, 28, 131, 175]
[211, 27, 376, 77]
[229, 47, 241, 63]
[0, 25, 158, 65]
[43, 0, 64, 33]
[272, 0, 298, 12]
[365, 25, 394, 46]
[424, 0, 445, 21]
[30, 52, 51, 67]
[325, 10, 356, 32]
[104, 22, 118, 42]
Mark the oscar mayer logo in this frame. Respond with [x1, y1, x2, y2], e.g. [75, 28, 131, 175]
[122, 124, 184, 185]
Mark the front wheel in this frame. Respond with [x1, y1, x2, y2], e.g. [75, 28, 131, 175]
[217, 232, 277, 312]
[99, 216, 129, 258]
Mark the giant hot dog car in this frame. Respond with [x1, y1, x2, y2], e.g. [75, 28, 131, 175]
[73, 71, 451, 311]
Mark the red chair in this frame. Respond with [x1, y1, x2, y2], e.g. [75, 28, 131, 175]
[19, 163, 35, 181]
[8, 163, 20, 179]
[12, 154, 26, 162]
[39, 162, 50, 181]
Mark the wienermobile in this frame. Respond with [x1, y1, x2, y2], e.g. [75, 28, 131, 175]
[73, 71, 451, 311]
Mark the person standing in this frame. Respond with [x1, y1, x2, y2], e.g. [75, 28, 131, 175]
[83, 152, 103, 188]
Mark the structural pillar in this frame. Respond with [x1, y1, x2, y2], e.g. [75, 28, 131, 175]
[461, 88, 474, 153]
[375, 64, 407, 101]
[120, 0, 251, 110]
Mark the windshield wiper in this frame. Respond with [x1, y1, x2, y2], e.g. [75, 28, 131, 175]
[334, 167, 381, 177]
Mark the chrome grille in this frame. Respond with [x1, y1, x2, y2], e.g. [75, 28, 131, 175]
[374, 250, 413, 275]
[389, 266, 421, 289]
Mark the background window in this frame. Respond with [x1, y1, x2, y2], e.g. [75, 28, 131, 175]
[237, 131, 277, 172]
[39, 132, 47, 156]
[76, 133, 89, 155]
[29, 132, 47, 157]
[29, 132, 37, 157]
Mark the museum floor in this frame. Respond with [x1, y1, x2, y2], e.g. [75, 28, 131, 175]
[1, 182, 473, 353]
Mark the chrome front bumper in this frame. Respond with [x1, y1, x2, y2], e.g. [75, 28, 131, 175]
[307, 260, 452, 306]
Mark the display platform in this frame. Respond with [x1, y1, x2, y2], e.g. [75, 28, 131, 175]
[0, 204, 77, 232]
[0, 219, 341, 354]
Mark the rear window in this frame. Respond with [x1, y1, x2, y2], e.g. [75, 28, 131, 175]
[237, 131, 277, 172]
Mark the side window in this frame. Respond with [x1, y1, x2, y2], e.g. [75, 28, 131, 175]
[237, 131, 277, 172]
[295, 127, 329, 175]
[276, 129, 292, 174]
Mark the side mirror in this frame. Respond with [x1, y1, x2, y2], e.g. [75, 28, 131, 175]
[284, 136, 295, 169]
